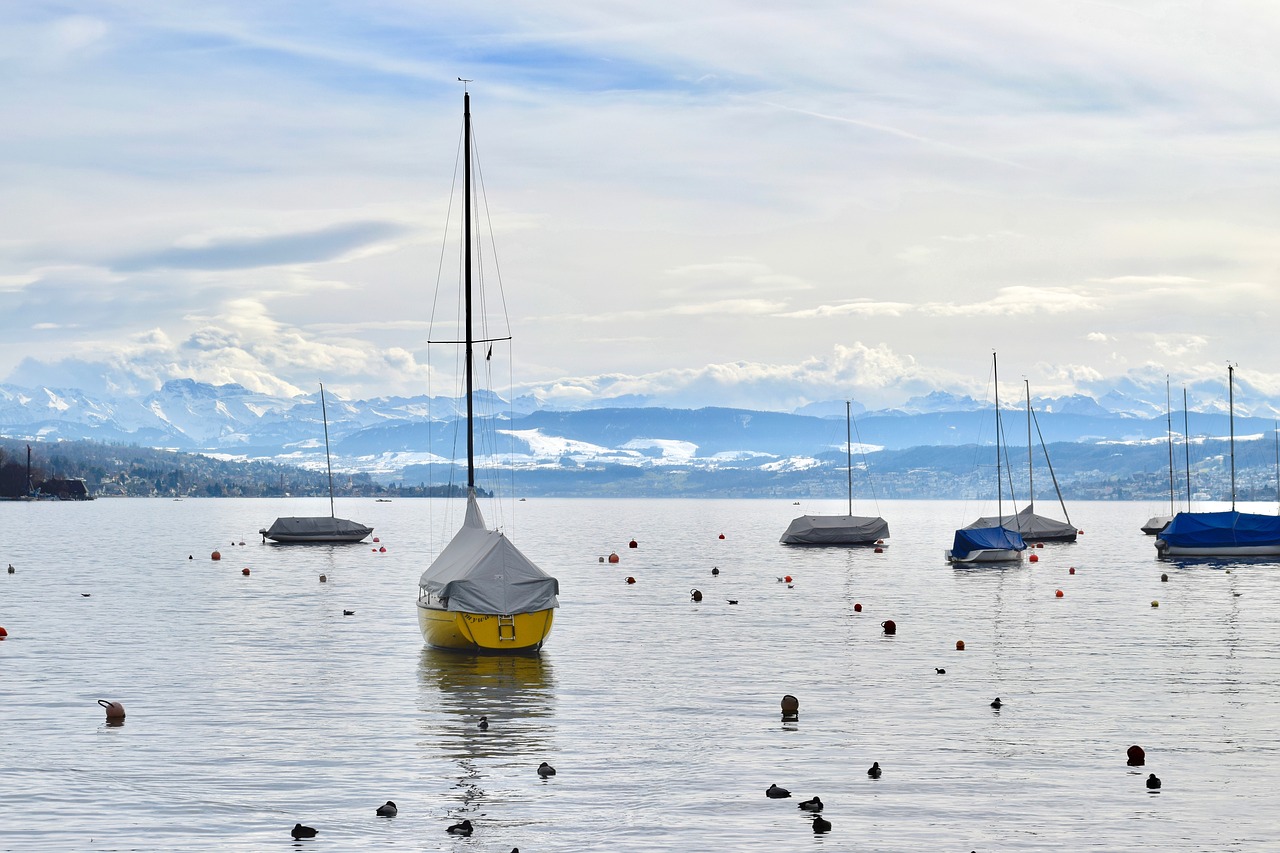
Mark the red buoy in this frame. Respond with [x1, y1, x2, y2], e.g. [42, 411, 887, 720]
[784, 575, 792, 583]
[874, 546, 884, 553]
[718, 533, 725, 540]
[373, 537, 380, 543]
[781, 694, 799, 721]
[1127, 745, 1146, 766]
[625, 576, 636, 585]
[1029, 553, 1039, 563]
[628, 539, 638, 549]
[854, 603, 862, 612]
[379, 546, 386, 553]
[211, 550, 221, 561]
[98, 699, 126, 723]
[242, 568, 250, 576]
[0, 626, 8, 639]
[956, 640, 965, 651]
[1069, 567, 1076, 575]
[881, 619, 896, 635]
[608, 553, 620, 564]
[1036, 542, 1045, 548]
[1055, 589, 1064, 598]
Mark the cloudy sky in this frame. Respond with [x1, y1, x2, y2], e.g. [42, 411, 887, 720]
[2, 2, 1279, 412]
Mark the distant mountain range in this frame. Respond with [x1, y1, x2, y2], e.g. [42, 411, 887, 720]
[3, 378, 1278, 499]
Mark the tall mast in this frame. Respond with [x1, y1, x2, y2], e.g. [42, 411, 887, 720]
[1166, 378, 1175, 515]
[463, 90, 476, 492]
[1183, 386, 1191, 510]
[320, 383, 335, 519]
[1229, 364, 1236, 510]
[994, 352, 1002, 522]
[845, 400, 853, 516]
[1025, 379, 1033, 513]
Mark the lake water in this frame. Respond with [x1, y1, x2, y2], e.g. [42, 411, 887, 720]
[2, 496, 1280, 851]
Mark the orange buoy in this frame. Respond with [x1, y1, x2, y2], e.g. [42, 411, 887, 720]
[608, 553, 620, 564]
[1127, 745, 1146, 766]
[625, 576, 636, 585]
[853, 603, 862, 612]
[955, 640, 965, 651]
[1029, 553, 1039, 563]
[242, 568, 250, 576]
[781, 694, 799, 721]
[1055, 589, 1064, 598]
[718, 533, 725, 540]
[98, 699, 125, 723]
[1069, 567, 1076, 575]
[211, 550, 221, 561]
[881, 619, 896, 635]
[784, 575, 792, 583]
[629, 539, 638, 549]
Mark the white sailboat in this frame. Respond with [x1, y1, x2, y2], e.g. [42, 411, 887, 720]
[416, 88, 559, 654]
[259, 384, 372, 544]
[780, 401, 889, 546]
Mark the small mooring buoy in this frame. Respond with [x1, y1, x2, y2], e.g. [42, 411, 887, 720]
[718, 533, 725, 540]
[211, 550, 221, 561]
[598, 556, 604, 563]
[1055, 589, 1064, 598]
[956, 640, 965, 651]
[379, 546, 386, 553]
[1069, 567, 1076, 575]
[853, 602, 862, 612]
[1127, 745, 1145, 766]
[1029, 553, 1039, 563]
[711, 567, 719, 576]
[881, 619, 897, 635]
[1151, 600, 1159, 608]
[319, 574, 327, 583]
[98, 699, 126, 724]
[874, 546, 884, 553]
[0, 626, 8, 639]
[629, 539, 638, 549]
[781, 693, 799, 722]
[242, 568, 250, 576]
[625, 576, 636, 585]
[608, 553, 620, 564]
[691, 588, 703, 602]
[1161, 573, 1168, 582]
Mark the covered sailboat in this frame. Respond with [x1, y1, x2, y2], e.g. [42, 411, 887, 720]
[964, 380, 1075, 543]
[781, 401, 889, 546]
[416, 87, 558, 653]
[260, 384, 371, 544]
[1156, 366, 1280, 558]
[947, 353, 1026, 564]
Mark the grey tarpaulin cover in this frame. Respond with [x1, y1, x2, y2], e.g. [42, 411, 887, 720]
[779, 514, 890, 545]
[261, 516, 372, 541]
[418, 493, 559, 615]
[963, 505, 1076, 541]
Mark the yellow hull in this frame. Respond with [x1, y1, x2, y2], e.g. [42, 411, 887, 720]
[417, 603, 554, 654]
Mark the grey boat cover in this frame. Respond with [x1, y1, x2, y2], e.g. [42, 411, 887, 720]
[418, 493, 559, 615]
[262, 516, 372, 540]
[964, 505, 1076, 541]
[780, 514, 890, 545]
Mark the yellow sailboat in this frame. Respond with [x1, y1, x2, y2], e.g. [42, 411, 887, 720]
[416, 87, 558, 654]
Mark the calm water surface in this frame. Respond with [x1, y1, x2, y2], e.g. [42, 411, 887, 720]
[2, 496, 1280, 851]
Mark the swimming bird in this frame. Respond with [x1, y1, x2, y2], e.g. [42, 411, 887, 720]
[867, 761, 882, 779]
[6, 564, 13, 574]
[727, 599, 739, 605]
[766, 783, 791, 798]
[376, 801, 397, 817]
[538, 761, 556, 777]
[343, 610, 355, 616]
[478, 716, 489, 730]
[812, 815, 832, 833]
[81, 593, 90, 597]
[711, 567, 719, 575]
[291, 823, 318, 839]
[446, 819, 473, 836]
[1146, 773, 1161, 789]
[935, 668, 946, 674]
[798, 796, 823, 812]
[990, 697, 1002, 709]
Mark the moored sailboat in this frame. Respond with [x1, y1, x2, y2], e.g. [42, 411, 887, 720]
[416, 88, 559, 653]
[259, 384, 372, 544]
[780, 401, 889, 546]
[947, 353, 1026, 564]
[1156, 366, 1280, 558]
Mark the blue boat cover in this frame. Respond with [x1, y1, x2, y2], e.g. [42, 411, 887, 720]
[950, 526, 1026, 560]
[1158, 511, 1280, 548]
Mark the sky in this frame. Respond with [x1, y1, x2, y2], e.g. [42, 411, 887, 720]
[2, 2, 1279, 413]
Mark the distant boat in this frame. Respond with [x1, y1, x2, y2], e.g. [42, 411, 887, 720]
[1141, 380, 1177, 536]
[780, 401, 889, 546]
[947, 353, 1026, 564]
[416, 88, 559, 654]
[259, 384, 372, 544]
[964, 380, 1075, 542]
[1156, 366, 1280, 558]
